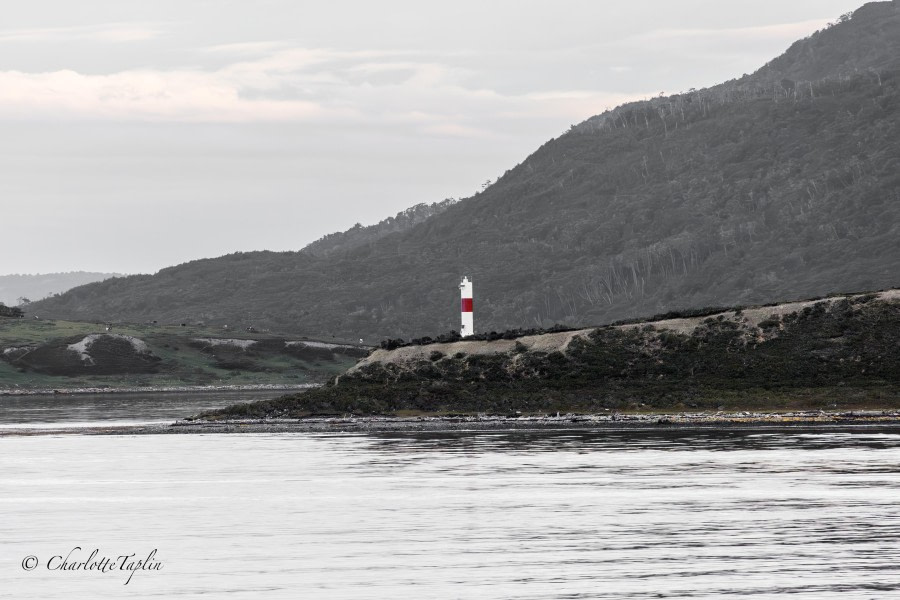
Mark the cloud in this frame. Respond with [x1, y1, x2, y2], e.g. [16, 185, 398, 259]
[420, 122, 495, 139]
[199, 41, 291, 56]
[0, 68, 335, 122]
[0, 23, 163, 43]
[634, 19, 831, 44]
[0, 45, 648, 132]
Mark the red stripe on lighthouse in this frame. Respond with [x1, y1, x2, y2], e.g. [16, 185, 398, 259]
[461, 298, 473, 312]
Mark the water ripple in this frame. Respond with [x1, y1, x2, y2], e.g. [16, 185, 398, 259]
[1, 429, 899, 598]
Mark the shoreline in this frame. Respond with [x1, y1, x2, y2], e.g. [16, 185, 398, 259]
[0, 383, 318, 397]
[3, 410, 900, 436]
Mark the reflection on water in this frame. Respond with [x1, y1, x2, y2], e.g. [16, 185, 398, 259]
[367, 428, 900, 453]
[0, 390, 280, 427]
[1, 429, 899, 599]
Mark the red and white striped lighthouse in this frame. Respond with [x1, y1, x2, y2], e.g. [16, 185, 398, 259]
[459, 276, 474, 337]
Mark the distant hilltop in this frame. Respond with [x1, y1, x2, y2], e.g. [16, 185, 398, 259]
[28, 2, 900, 341]
[0, 272, 122, 307]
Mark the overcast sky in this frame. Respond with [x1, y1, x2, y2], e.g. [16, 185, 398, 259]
[0, 0, 864, 275]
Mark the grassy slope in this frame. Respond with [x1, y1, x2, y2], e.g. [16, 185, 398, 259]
[204, 292, 900, 418]
[0, 318, 365, 391]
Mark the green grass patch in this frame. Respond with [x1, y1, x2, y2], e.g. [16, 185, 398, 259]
[0, 318, 363, 390]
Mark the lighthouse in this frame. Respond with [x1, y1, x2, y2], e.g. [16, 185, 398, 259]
[459, 276, 474, 337]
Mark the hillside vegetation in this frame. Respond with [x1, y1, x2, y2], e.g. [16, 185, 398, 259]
[0, 304, 23, 319]
[0, 318, 366, 392]
[0, 272, 120, 307]
[30, 2, 900, 341]
[301, 199, 456, 257]
[204, 290, 900, 418]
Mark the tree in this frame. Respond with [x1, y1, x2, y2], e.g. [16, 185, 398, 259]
[0, 303, 24, 318]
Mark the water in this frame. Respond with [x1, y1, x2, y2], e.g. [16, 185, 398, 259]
[2, 427, 899, 599]
[0, 390, 279, 428]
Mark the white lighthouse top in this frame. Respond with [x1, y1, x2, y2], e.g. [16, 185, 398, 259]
[460, 276, 472, 293]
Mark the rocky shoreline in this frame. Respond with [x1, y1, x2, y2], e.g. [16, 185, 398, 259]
[3, 409, 900, 436]
[0, 383, 319, 397]
[200, 292, 900, 422]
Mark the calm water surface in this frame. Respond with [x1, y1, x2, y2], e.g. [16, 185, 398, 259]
[0, 390, 278, 428]
[1, 427, 899, 599]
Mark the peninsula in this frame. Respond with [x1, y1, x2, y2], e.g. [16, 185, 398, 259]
[202, 289, 900, 421]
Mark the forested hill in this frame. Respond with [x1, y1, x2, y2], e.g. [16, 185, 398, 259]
[301, 199, 456, 257]
[0, 272, 120, 307]
[750, 1, 900, 83]
[30, 2, 900, 341]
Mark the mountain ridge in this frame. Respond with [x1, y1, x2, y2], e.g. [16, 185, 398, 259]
[0, 272, 122, 307]
[29, 2, 900, 341]
[301, 199, 457, 258]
